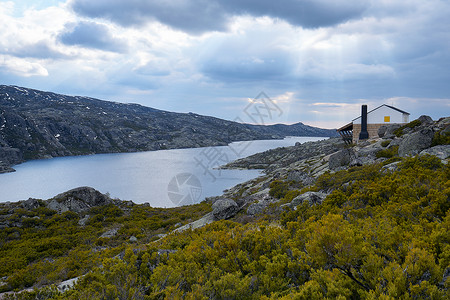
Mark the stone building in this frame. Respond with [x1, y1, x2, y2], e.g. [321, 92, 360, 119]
[337, 104, 410, 144]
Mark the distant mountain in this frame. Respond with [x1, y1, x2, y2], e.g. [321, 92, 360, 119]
[0, 85, 337, 172]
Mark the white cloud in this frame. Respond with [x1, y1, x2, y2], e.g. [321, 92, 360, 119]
[0, 55, 48, 76]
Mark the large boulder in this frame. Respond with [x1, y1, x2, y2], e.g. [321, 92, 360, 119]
[289, 191, 327, 208]
[379, 124, 402, 139]
[398, 128, 434, 157]
[329, 149, 353, 170]
[47, 187, 112, 213]
[212, 198, 239, 220]
[417, 115, 434, 125]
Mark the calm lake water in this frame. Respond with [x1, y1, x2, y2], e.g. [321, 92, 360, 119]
[0, 137, 324, 207]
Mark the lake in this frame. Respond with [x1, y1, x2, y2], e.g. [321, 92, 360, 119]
[0, 137, 325, 207]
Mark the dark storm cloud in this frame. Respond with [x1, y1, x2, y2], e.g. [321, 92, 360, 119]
[58, 21, 127, 52]
[70, 0, 228, 34]
[70, 0, 369, 33]
[222, 0, 369, 28]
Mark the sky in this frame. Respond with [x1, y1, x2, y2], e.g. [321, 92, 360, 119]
[0, 0, 449, 129]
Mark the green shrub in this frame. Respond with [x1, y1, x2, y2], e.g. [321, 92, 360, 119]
[380, 140, 391, 147]
[376, 145, 399, 158]
[431, 128, 450, 146]
[393, 119, 422, 137]
[269, 180, 289, 198]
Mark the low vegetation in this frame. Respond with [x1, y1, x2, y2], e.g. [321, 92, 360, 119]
[1, 155, 448, 299]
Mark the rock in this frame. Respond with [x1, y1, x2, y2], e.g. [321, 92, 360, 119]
[398, 128, 434, 157]
[21, 198, 41, 210]
[286, 171, 315, 186]
[47, 187, 112, 213]
[329, 149, 353, 170]
[174, 212, 216, 232]
[382, 161, 401, 173]
[419, 145, 450, 160]
[382, 124, 402, 139]
[78, 215, 90, 226]
[247, 201, 269, 215]
[100, 228, 118, 238]
[289, 192, 327, 208]
[57, 277, 80, 293]
[129, 236, 138, 242]
[212, 198, 239, 220]
[439, 267, 450, 288]
[418, 115, 434, 125]
[0, 164, 15, 174]
[378, 125, 388, 138]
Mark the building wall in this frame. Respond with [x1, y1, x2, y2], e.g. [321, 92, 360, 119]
[353, 105, 409, 125]
[353, 123, 392, 143]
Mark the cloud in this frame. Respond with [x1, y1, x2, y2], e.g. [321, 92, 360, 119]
[0, 55, 49, 77]
[58, 21, 128, 52]
[70, 0, 370, 34]
[70, 0, 228, 34]
[6, 40, 68, 59]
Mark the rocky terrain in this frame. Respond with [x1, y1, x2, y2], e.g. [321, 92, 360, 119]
[213, 115, 450, 218]
[0, 85, 337, 173]
[0, 115, 448, 299]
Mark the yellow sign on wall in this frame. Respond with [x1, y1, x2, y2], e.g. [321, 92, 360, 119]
[384, 116, 390, 122]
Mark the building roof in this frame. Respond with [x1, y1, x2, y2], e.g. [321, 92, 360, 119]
[336, 122, 353, 132]
[352, 104, 410, 122]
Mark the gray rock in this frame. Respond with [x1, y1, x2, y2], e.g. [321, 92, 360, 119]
[418, 115, 434, 125]
[129, 236, 138, 242]
[289, 192, 327, 208]
[212, 198, 239, 220]
[286, 170, 315, 185]
[382, 161, 401, 173]
[439, 267, 450, 288]
[47, 187, 112, 213]
[21, 198, 41, 210]
[382, 124, 402, 139]
[247, 201, 269, 215]
[78, 215, 90, 226]
[398, 128, 434, 157]
[419, 145, 450, 160]
[174, 212, 216, 232]
[329, 149, 353, 170]
[57, 277, 80, 293]
[100, 228, 118, 238]
[378, 125, 388, 138]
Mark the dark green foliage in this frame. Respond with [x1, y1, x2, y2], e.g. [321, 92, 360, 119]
[376, 145, 399, 158]
[380, 140, 391, 147]
[393, 119, 422, 137]
[432, 128, 450, 146]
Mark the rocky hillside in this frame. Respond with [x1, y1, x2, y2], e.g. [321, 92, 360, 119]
[0, 116, 449, 299]
[217, 115, 449, 216]
[0, 85, 337, 173]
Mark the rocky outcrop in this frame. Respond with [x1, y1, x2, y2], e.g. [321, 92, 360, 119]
[212, 198, 239, 220]
[47, 187, 113, 213]
[398, 128, 434, 157]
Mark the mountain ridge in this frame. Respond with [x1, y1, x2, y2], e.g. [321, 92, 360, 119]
[0, 85, 337, 173]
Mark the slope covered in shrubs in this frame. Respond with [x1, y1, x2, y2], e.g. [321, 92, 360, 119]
[2, 155, 448, 299]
